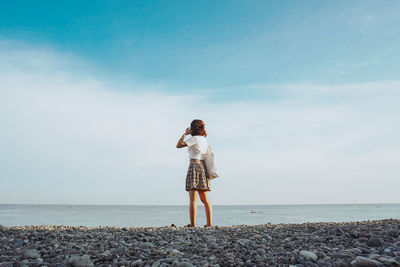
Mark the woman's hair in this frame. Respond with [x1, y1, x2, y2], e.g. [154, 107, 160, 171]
[190, 119, 207, 137]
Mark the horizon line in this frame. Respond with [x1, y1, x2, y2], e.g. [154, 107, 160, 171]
[1, 202, 399, 206]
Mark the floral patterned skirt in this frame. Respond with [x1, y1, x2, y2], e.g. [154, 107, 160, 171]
[185, 159, 211, 191]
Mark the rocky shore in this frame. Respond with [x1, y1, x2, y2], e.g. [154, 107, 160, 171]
[1, 219, 400, 267]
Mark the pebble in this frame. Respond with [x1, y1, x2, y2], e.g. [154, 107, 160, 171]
[351, 256, 381, 266]
[368, 253, 381, 260]
[300, 250, 318, 261]
[378, 256, 400, 265]
[352, 248, 363, 255]
[176, 262, 195, 267]
[22, 249, 41, 259]
[131, 259, 143, 266]
[169, 249, 184, 257]
[0, 219, 399, 266]
[368, 236, 384, 247]
[262, 234, 272, 240]
[67, 255, 94, 267]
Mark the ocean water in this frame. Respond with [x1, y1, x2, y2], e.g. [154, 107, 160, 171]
[1, 204, 399, 227]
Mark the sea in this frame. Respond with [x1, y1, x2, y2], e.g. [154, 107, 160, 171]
[1, 204, 399, 227]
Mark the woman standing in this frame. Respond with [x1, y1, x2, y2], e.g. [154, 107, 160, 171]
[176, 119, 212, 227]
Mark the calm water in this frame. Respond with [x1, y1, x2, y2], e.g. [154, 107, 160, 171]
[1, 204, 399, 227]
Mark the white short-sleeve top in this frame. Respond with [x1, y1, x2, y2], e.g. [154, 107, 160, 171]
[185, 135, 209, 160]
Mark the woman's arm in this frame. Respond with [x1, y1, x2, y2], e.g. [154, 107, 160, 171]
[176, 127, 191, 148]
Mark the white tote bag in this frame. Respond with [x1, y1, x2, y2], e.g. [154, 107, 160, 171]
[204, 145, 219, 179]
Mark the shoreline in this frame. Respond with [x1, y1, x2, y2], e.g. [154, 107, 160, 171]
[2, 218, 400, 230]
[1, 219, 400, 266]
[1, 203, 400, 210]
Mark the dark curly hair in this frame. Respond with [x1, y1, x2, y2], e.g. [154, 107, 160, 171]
[190, 119, 207, 137]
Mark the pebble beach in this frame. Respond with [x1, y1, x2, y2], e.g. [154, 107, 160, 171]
[1, 219, 400, 267]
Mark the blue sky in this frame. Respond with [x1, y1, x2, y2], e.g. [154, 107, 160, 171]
[2, 0, 400, 91]
[1, 1, 399, 205]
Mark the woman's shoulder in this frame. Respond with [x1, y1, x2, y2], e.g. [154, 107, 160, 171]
[188, 135, 206, 145]
[195, 135, 207, 141]
[192, 135, 206, 139]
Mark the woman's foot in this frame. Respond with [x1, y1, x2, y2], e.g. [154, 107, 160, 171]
[185, 224, 195, 227]
[204, 224, 212, 227]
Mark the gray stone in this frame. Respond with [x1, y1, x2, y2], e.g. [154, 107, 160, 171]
[256, 248, 266, 255]
[169, 249, 184, 257]
[336, 260, 352, 267]
[300, 250, 318, 261]
[177, 262, 195, 267]
[369, 236, 384, 247]
[67, 255, 94, 267]
[22, 249, 41, 259]
[34, 258, 44, 265]
[98, 251, 113, 261]
[262, 234, 272, 240]
[159, 258, 177, 264]
[332, 252, 356, 261]
[384, 248, 392, 254]
[378, 256, 399, 265]
[141, 242, 154, 248]
[116, 246, 126, 255]
[237, 238, 250, 247]
[368, 253, 381, 260]
[131, 259, 143, 267]
[13, 238, 24, 247]
[273, 224, 285, 231]
[0, 224, 5, 232]
[351, 256, 380, 267]
[352, 248, 363, 255]
[302, 260, 317, 267]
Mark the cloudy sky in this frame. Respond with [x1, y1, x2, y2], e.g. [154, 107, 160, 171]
[1, 0, 399, 205]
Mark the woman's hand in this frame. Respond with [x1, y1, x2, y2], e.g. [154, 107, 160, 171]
[177, 130, 189, 148]
[176, 127, 191, 148]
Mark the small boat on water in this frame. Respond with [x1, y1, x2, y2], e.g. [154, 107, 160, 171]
[250, 210, 264, 213]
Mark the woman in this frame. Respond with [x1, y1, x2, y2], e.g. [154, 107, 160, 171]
[176, 119, 212, 227]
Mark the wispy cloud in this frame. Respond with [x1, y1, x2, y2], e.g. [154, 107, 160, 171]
[1, 41, 399, 205]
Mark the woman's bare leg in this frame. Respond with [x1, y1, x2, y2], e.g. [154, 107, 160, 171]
[199, 191, 212, 226]
[189, 190, 198, 227]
